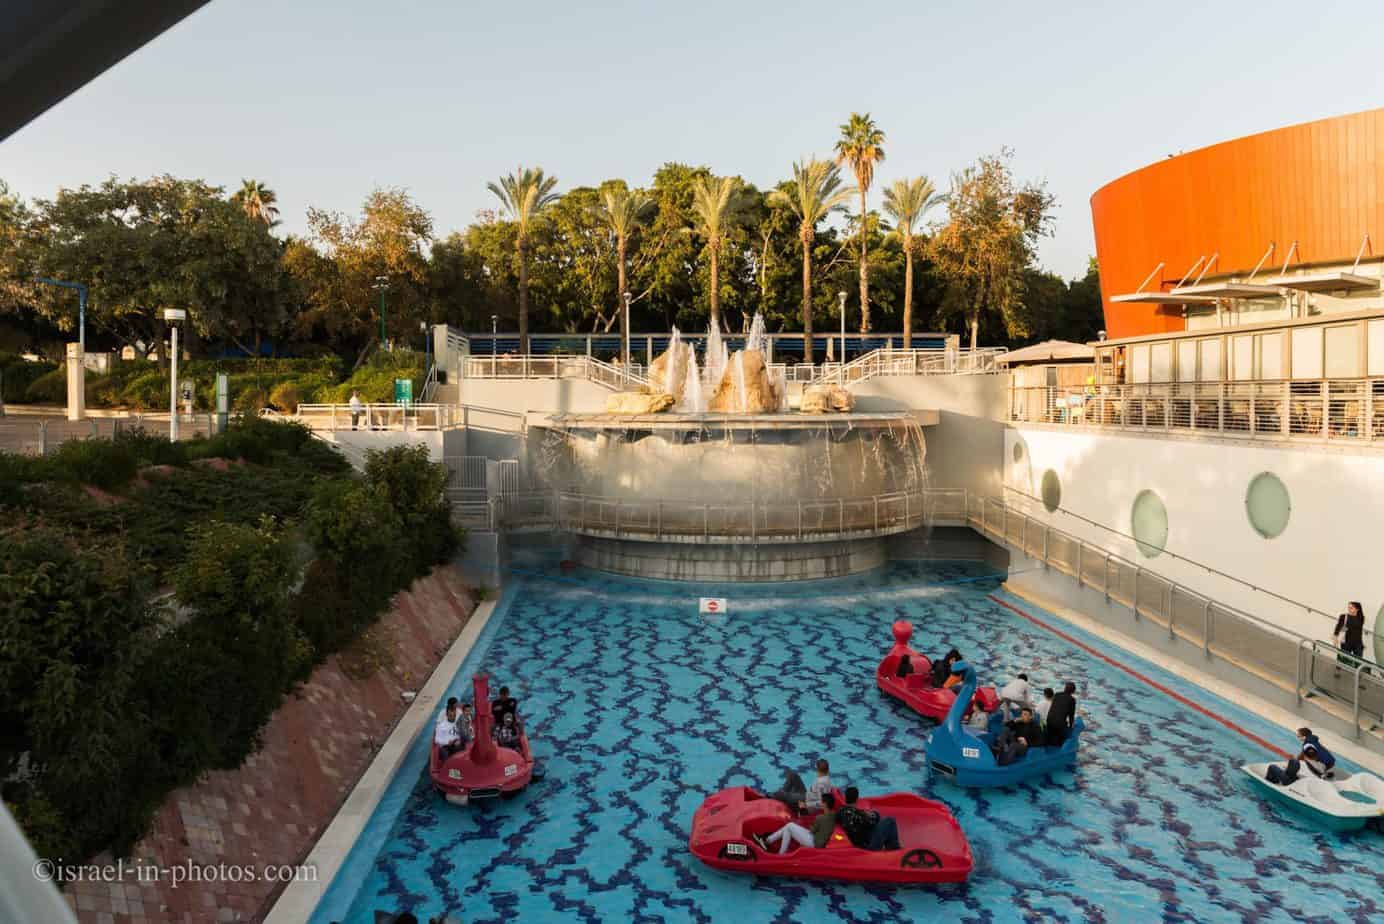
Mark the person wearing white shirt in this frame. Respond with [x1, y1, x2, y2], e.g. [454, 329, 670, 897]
[1036, 687, 1055, 728]
[435, 699, 462, 759]
[349, 390, 364, 430]
[997, 673, 1032, 722]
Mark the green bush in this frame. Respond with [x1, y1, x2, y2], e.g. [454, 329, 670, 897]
[114, 426, 189, 467]
[321, 351, 425, 403]
[1, 354, 58, 402]
[364, 444, 460, 573]
[268, 381, 302, 413]
[23, 368, 67, 404]
[46, 438, 139, 491]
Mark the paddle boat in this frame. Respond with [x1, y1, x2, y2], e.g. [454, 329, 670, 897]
[429, 672, 536, 805]
[688, 786, 973, 885]
[925, 661, 1082, 787]
[1242, 762, 1384, 832]
[876, 620, 1000, 722]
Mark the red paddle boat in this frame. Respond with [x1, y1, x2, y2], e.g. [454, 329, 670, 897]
[689, 786, 973, 884]
[429, 673, 535, 805]
[876, 620, 999, 721]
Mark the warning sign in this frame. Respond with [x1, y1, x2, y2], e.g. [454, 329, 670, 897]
[699, 597, 727, 614]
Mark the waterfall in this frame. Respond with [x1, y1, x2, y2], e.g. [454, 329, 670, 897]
[746, 312, 768, 357]
[666, 326, 683, 397]
[705, 322, 728, 398]
[681, 351, 704, 413]
[734, 351, 748, 413]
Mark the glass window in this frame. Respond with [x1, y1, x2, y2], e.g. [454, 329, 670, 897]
[1368, 320, 1384, 377]
[1291, 326, 1323, 379]
[1198, 339, 1222, 382]
[1131, 490, 1168, 559]
[1176, 340, 1197, 382]
[1257, 332, 1283, 380]
[1232, 335, 1253, 380]
[1150, 343, 1173, 382]
[1324, 324, 1361, 378]
[1245, 472, 1291, 539]
[1130, 345, 1150, 384]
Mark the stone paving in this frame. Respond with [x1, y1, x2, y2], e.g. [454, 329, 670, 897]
[58, 566, 477, 924]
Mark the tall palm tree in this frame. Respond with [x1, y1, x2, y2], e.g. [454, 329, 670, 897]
[834, 113, 886, 333]
[595, 184, 654, 367]
[767, 159, 855, 361]
[487, 166, 561, 353]
[233, 179, 279, 225]
[688, 175, 746, 331]
[882, 176, 947, 349]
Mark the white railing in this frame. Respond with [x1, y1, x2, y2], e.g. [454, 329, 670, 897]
[0, 414, 218, 455]
[295, 403, 457, 431]
[966, 492, 1383, 738]
[1010, 378, 1384, 445]
[811, 347, 1008, 385]
[462, 355, 649, 390]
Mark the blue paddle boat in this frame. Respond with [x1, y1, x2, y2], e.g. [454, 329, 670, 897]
[925, 661, 1083, 787]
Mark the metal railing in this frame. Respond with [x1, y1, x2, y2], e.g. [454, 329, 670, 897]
[811, 347, 1008, 385]
[0, 414, 217, 456]
[459, 330, 955, 364]
[966, 492, 1383, 738]
[462, 355, 649, 390]
[294, 403, 457, 431]
[1010, 378, 1384, 445]
[420, 363, 439, 402]
[487, 487, 969, 542]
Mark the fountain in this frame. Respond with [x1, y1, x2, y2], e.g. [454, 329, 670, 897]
[539, 313, 931, 581]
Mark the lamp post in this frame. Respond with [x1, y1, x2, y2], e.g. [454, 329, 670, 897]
[622, 291, 632, 384]
[837, 291, 848, 382]
[373, 275, 389, 350]
[163, 308, 186, 442]
[36, 277, 87, 352]
[491, 315, 498, 356]
[420, 320, 431, 373]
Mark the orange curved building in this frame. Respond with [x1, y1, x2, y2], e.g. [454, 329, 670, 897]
[1091, 109, 1384, 340]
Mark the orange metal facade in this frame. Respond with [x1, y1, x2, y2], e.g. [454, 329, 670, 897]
[1090, 109, 1384, 339]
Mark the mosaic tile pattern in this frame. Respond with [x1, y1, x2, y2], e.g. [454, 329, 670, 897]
[324, 562, 1384, 924]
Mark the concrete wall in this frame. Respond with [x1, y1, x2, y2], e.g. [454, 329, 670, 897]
[1007, 425, 1383, 641]
[457, 377, 610, 416]
[318, 429, 444, 460]
[851, 374, 1009, 498]
[576, 535, 886, 582]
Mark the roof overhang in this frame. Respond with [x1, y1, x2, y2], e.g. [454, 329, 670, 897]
[1169, 282, 1284, 299]
[1110, 292, 1218, 305]
[1273, 271, 1380, 293]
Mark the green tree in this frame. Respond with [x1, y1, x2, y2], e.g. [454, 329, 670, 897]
[486, 167, 560, 353]
[688, 175, 748, 331]
[882, 176, 947, 348]
[594, 183, 654, 360]
[929, 150, 1056, 349]
[231, 179, 280, 226]
[767, 160, 855, 359]
[835, 113, 886, 332]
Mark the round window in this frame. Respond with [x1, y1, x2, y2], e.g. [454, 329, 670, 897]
[1245, 472, 1291, 539]
[1131, 490, 1168, 559]
[1040, 469, 1061, 512]
[1012, 442, 1024, 463]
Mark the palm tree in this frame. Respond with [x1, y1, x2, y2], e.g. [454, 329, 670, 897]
[767, 159, 855, 361]
[487, 166, 561, 353]
[688, 175, 746, 331]
[834, 113, 886, 332]
[233, 179, 279, 225]
[595, 183, 655, 367]
[882, 176, 947, 349]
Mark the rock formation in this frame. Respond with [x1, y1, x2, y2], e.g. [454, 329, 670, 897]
[605, 390, 676, 415]
[648, 339, 693, 402]
[707, 349, 784, 413]
[800, 383, 855, 414]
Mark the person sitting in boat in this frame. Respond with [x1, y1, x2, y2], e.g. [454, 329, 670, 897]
[943, 665, 965, 690]
[801, 759, 833, 813]
[991, 706, 1044, 766]
[769, 768, 807, 812]
[1044, 682, 1077, 746]
[457, 702, 475, 743]
[1296, 727, 1336, 779]
[997, 673, 1032, 721]
[837, 787, 900, 851]
[753, 792, 839, 855]
[434, 700, 463, 760]
[1036, 687, 1055, 728]
[492, 685, 518, 724]
[895, 653, 916, 679]
[966, 700, 994, 732]
[493, 711, 521, 748]
[931, 649, 962, 687]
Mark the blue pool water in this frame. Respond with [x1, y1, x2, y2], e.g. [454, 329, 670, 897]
[312, 561, 1383, 923]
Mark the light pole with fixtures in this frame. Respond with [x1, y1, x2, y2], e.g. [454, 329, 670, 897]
[35, 277, 88, 352]
[491, 315, 498, 355]
[622, 291, 632, 384]
[837, 291, 848, 382]
[164, 308, 186, 442]
[372, 275, 389, 349]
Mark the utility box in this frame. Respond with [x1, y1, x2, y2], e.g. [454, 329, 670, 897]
[65, 343, 85, 421]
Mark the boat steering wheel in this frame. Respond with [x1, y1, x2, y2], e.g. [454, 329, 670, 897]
[900, 848, 943, 869]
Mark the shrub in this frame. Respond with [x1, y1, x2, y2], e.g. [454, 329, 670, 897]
[233, 386, 269, 414]
[118, 369, 169, 410]
[364, 445, 460, 573]
[1, 355, 58, 402]
[23, 368, 67, 404]
[268, 381, 302, 413]
[46, 437, 139, 491]
[114, 426, 189, 467]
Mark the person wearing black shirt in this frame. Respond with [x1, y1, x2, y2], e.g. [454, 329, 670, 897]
[992, 706, 1044, 766]
[492, 685, 518, 724]
[1044, 682, 1077, 746]
[895, 653, 915, 679]
[930, 649, 961, 687]
[1333, 601, 1366, 671]
[769, 768, 807, 812]
[835, 786, 900, 851]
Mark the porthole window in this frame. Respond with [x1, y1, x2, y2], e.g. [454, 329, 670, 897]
[1012, 442, 1024, 463]
[1040, 469, 1061, 512]
[1245, 472, 1290, 539]
[1131, 490, 1168, 559]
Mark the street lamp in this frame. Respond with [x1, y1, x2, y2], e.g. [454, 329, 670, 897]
[491, 315, 498, 355]
[372, 275, 389, 349]
[420, 320, 431, 373]
[622, 291, 632, 383]
[35, 277, 87, 352]
[837, 291, 848, 381]
[163, 308, 186, 442]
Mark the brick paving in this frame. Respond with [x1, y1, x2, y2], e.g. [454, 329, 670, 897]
[59, 566, 477, 924]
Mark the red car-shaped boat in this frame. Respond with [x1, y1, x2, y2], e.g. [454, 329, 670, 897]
[689, 786, 973, 885]
[877, 620, 999, 722]
[429, 672, 535, 805]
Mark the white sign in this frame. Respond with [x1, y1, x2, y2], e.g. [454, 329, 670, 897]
[699, 597, 728, 614]
[961, 747, 981, 759]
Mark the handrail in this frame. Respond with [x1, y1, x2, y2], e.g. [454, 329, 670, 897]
[294, 403, 454, 431]
[809, 347, 1008, 386]
[462, 354, 648, 390]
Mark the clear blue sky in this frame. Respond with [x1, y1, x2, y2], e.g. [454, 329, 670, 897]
[3, 0, 1381, 279]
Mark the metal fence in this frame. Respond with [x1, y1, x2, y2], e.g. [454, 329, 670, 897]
[815, 347, 1009, 385]
[1010, 378, 1384, 446]
[295, 403, 457, 431]
[458, 330, 956, 365]
[462, 355, 649, 390]
[966, 492, 1384, 738]
[0, 414, 217, 456]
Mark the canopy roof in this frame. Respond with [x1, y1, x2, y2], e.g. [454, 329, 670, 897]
[997, 340, 1095, 365]
[1110, 292, 1217, 305]
[1169, 282, 1284, 299]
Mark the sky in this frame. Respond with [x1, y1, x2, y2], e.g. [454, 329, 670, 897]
[3, 0, 1382, 279]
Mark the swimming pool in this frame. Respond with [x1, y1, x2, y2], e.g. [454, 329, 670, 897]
[310, 561, 1383, 923]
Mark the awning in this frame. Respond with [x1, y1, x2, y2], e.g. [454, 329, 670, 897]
[1109, 292, 1217, 305]
[1169, 282, 1284, 299]
[998, 340, 1095, 364]
[1272, 271, 1379, 293]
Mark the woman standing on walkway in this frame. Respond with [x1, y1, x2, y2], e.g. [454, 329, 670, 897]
[1333, 601, 1366, 671]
